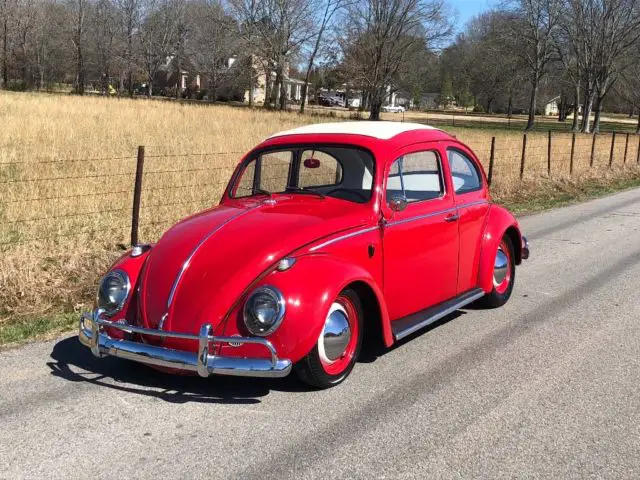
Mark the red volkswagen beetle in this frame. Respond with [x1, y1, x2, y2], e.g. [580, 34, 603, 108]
[79, 122, 529, 388]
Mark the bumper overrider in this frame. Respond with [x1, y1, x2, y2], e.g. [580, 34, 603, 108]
[522, 236, 530, 260]
[78, 309, 292, 378]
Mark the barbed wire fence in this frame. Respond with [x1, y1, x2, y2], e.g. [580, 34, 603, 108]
[0, 131, 639, 251]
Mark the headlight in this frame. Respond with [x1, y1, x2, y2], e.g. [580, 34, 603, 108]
[243, 286, 285, 336]
[96, 270, 131, 316]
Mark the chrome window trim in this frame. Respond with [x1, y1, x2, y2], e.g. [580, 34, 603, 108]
[385, 149, 446, 207]
[167, 207, 258, 309]
[309, 226, 379, 252]
[446, 147, 484, 194]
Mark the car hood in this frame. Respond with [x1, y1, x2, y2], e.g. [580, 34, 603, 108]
[138, 196, 372, 334]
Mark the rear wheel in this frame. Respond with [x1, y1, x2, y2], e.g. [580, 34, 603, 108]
[479, 235, 515, 308]
[294, 288, 363, 389]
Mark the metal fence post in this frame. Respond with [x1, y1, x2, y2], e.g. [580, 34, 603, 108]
[623, 133, 630, 165]
[130, 145, 145, 246]
[547, 130, 552, 176]
[569, 132, 576, 175]
[520, 133, 527, 180]
[590, 133, 597, 168]
[609, 132, 616, 168]
[487, 136, 496, 186]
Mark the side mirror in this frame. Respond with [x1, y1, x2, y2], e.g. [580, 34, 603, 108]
[388, 194, 408, 212]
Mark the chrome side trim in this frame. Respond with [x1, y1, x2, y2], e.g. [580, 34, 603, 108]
[309, 226, 379, 252]
[386, 206, 457, 227]
[385, 199, 488, 228]
[457, 199, 489, 209]
[79, 309, 292, 378]
[167, 207, 257, 308]
[393, 289, 485, 341]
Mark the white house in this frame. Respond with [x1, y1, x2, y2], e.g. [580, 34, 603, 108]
[545, 96, 560, 116]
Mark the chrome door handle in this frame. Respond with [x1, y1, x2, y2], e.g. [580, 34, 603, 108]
[444, 213, 459, 222]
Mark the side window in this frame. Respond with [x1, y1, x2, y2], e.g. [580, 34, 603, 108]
[386, 150, 443, 203]
[447, 149, 482, 194]
[299, 150, 343, 188]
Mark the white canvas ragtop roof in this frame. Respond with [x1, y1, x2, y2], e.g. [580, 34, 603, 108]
[269, 121, 440, 141]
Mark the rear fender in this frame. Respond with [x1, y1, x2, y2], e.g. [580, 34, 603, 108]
[478, 205, 522, 293]
[218, 253, 392, 363]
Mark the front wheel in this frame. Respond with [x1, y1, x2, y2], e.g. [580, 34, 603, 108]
[294, 288, 363, 389]
[479, 235, 516, 308]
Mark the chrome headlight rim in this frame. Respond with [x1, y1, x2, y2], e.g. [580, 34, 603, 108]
[96, 269, 131, 317]
[243, 285, 286, 337]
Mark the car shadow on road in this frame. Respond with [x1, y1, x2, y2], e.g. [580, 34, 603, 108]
[357, 310, 465, 363]
[47, 337, 309, 405]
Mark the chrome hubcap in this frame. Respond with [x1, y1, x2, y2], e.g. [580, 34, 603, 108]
[493, 248, 509, 285]
[318, 303, 351, 363]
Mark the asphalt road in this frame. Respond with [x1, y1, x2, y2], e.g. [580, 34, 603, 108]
[2, 188, 640, 479]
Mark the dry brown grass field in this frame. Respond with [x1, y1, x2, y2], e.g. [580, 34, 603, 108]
[1, 91, 639, 341]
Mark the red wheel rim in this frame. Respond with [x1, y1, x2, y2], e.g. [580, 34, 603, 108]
[319, 294, 359, 376]
[494, 240, 512, 295]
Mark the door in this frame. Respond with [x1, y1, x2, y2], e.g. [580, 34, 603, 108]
[446, 146, 490, 294]
[382, 146, 459, 321]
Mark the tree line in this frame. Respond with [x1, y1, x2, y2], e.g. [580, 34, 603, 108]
[1, 0, 640, 129]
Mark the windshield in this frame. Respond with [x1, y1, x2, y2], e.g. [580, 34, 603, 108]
[231, 146, 375, 204]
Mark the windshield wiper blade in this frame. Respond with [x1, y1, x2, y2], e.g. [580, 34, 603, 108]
[253, 188, 273, 197]
[286, 187, 325, 199]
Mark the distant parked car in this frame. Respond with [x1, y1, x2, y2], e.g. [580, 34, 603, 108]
[79, 122, 529, 389]
[318, 94, 345, 108]
[382, 104, 406, 113]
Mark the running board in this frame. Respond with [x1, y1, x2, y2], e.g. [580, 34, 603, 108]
[392, 288, 485, 341]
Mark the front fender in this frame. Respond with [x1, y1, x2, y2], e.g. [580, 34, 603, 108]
[478, 205, 522, 293]
[217, 253, 391, 363]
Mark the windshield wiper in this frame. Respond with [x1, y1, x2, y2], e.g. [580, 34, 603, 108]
[285, 187, 325, 199]
[252, 188, 273, 197]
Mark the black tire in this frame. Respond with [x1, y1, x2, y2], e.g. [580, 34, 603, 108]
[478, 234, 516, 309]
[294, 288, 364, 389]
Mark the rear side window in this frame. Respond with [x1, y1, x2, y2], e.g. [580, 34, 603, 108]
[447, 149, 482, 194]
[386, 150, 443, 203]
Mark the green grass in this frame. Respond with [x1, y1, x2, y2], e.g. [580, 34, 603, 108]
[499, 173, 640, 215]
[0, 312, 78, 347]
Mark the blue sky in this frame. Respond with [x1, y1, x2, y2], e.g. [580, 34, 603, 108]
[449, 0, 496, 31]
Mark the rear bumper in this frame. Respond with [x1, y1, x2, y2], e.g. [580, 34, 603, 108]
[78, 309, 292, 378]
[522, 236, 530, 260]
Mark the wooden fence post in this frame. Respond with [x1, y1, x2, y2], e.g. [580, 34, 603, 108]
[609, 132, 616, 168]
[487, 137, 496, 186]
[590, 133, 597, 168]
[637, 135, 640, 164]
[569, 132, 576, 175]
[519, 133, 527, 180]
[130, 145, 145, 246]
[623, 133, 630, 165]
[547, 130, 552, 176]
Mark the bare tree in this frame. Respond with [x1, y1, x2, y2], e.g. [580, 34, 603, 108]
[188, 0, 241, 101]
[341, 0, 450, 120]
[66, 0, 87, 94]
[230, 0, 316, 110]
[299, 0, 345, 113]
[92, 0, 120, 94]
[139, 0, 177, 96]
[115, 0, 142, 95]
[502, 0, 562, 130]
[0, 0, 14, 88]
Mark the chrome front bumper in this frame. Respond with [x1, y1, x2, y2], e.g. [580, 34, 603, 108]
[78, 309, 292, 378]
